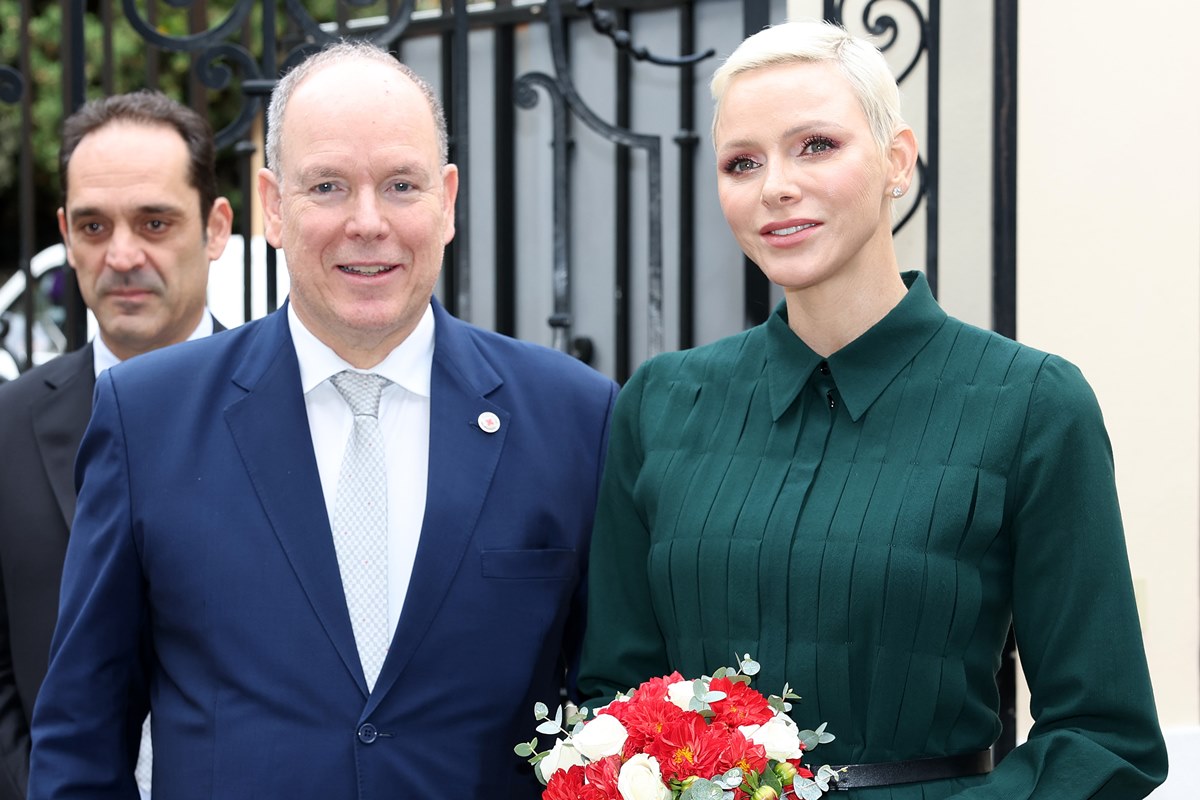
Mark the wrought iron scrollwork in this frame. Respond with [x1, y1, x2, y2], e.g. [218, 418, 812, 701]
[513, 72, 579, 357]
[196, 44, 267, 149]
[832, 0, 928, 82]
[281, 0, 415, 48]
[120, 0, 252, 51]
[0, 67, 22, 105]
[576, 0, 715, 67]
[519, 0, 711, 358]
[111, 1, 418, 148]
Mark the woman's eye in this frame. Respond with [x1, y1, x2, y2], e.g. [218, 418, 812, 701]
[802, 136, 836, 155]
[723, 156, 759, 175]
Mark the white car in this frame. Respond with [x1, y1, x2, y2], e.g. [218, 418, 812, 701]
[0, 235, 288, 382]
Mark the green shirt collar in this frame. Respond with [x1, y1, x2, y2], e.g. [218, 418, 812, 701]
[766, 271, 948, 422]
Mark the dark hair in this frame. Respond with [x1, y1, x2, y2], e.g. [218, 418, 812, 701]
[59, 90, 219, 226]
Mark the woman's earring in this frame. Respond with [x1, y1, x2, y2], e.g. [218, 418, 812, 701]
[891, 186, 904, 198]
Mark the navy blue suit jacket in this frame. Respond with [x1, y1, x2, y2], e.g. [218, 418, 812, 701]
[28, 300, 617, 799]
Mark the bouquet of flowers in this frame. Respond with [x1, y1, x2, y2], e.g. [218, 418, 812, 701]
[516, 655, 840, 800]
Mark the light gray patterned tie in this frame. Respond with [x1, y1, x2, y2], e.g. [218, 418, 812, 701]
[330, 370, 390, 691]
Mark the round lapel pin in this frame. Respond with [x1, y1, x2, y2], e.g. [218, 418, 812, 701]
[477, 411, 501, 434]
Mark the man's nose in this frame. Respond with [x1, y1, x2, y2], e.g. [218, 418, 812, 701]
[104, 226, 147, 272]
[345, 191, 389, 240]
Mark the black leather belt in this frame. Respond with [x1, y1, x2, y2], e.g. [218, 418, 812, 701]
[830, 749, 993, 791]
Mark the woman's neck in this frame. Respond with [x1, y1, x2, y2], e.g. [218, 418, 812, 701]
[782, 266, 909, 357]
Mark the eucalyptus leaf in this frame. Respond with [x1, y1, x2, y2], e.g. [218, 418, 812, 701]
[793, 778, 825, 800]
[534, 702, 549, 720]
[535, 720, 561, 735]
[513, 742, 534, 757]
[679, 778, 726, 800]
[816, 765, 842, 787]
[713, 768, 744, 789]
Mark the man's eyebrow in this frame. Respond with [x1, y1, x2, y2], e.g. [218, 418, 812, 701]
[69, 203, 186, 219]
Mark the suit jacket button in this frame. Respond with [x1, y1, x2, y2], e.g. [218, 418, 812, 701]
[357, 723, 378, 744]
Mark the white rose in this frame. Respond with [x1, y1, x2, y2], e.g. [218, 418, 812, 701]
[666, 679, 695, 710]
[571, 713, 628, 761]
[618, 753, 672, 800]
[537, 739, 585, 782]
[739, 713, 802, 761]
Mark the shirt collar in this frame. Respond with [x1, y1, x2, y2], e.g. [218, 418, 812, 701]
[767, 271, 946, 422]
[288, 302, 435, 397]
[93, 308, 215, 377]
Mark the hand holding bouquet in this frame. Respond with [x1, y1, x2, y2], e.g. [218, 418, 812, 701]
[516, 655, 840, 800]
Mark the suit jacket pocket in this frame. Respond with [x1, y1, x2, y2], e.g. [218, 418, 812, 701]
[480, 548, 578, 580]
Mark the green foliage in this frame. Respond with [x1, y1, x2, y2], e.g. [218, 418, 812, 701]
[1, 0, 69, 197]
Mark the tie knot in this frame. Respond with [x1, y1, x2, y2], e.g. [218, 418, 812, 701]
[331, 370, 389, 418]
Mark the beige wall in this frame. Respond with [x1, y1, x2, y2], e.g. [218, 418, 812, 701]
[1015, 0, 1200, 779]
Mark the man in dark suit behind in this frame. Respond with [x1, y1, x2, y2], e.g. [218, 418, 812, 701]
[0, 91, 233, 798]
[28, 41, 617, 799]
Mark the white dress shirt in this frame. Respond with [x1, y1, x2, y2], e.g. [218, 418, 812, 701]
[288, 303, 433, 640]
[92, 310, 215, 377]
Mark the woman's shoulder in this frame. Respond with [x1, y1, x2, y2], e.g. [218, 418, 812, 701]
[935, 316, 1100, 420]
[629, 325, 765, 387]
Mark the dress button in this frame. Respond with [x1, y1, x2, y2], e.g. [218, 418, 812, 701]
[819, 361, 831, 376]
[357, 723, 378, 744]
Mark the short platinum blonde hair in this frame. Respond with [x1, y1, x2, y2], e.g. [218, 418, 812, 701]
[710, 20, 904, 155]
[265, 39, 449, 173]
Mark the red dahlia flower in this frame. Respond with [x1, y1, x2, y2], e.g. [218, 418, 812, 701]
[708, 676, 774, 728]
[646, 714, 724, 782]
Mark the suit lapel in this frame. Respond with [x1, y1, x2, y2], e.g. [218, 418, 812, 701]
[367, 300, 507, 708]
[223, 309, 366, 692]
[30, 345, 96, 528]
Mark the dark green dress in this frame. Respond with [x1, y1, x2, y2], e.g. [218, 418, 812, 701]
[578, 272, 1166, 798]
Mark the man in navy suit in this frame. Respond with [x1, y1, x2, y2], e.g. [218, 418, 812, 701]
[0, 91, 233, 799]
[28, 42, 617, 799]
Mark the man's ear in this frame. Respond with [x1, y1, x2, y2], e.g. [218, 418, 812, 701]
[258, 168, 284, 248]
[205, 197, 235, 261]
[441, 163, 459, 246]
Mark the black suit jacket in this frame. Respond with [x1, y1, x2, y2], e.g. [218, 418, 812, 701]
[0, 344, 94, 798]
[0, 318, 224, 799]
